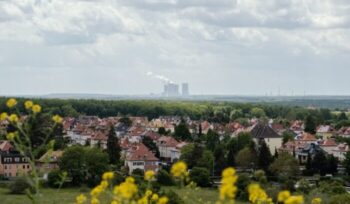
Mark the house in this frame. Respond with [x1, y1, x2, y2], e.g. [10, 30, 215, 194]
[250, 123, 282, 154]
[338, 127, 350, 138]
[290, 120, 304, 135]
[331, 143, 349, 161]
[319, 139, 337, 155]
[316, 125, 334, 139]
[0, 151, 31, 178]
[115, 123, 129, 138]
[296, 143, 325, 163]
[271, 123, 285, 135]
[90, 132, 108, 149]
[36, 150, 63, 174]
[125, 144, 159, 174]
[297, 133, 317, 144]
[157, 136, 180, 161]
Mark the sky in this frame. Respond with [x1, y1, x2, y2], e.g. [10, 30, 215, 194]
[0, 0, 350, 96]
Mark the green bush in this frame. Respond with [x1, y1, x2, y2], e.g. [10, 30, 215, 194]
[161, 190, 184, 204]
[236, 173, 251, 201]
[47, 170, 61, 188]
[329, 194, 350, 204]
[189, 167, 211, 187]
[318, 180, 346, 195]
[8, 177, 32, 194]
[157, 170, 174, 186]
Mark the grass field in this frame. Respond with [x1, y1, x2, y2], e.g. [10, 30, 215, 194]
[0, 186, 249, 204]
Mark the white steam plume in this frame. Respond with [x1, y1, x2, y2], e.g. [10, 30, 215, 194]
[146, 71, 174, 83]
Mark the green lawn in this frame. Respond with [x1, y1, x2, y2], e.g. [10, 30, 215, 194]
[0, 187, 83, 204]
[0, 186, 249, 204]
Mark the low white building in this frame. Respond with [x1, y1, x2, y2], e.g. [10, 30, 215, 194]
[125, 144, 159, 174]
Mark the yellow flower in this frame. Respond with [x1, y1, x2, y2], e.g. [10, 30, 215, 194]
[0, 112, 8, 120]
[6, 98, 17, 108]
[278, 191, 291, 202]
[90, 185, 103, 197]
[247, 183, 272, 204]
[151, 194, 159, 201]
[9, 114, 19, 123]
[24, 100, 33, 109]
[6, 132, 16, 141]
[145, 190, 153, 197]
[171, 161, 187, 178]
[157, 197, 169, 204]
[91, 197, 100, 204]
[111, 201, 119, 204]
[137, 196, 148, 204]
[75, 194, 87, 204]
[52, 115, 63, 124]
[144, 170, 155, 181]
[311, 197, 322, 204]
[102, 171, 114, 180]
[219, 167, 238, 201]
[100, 180, 109, 189]
[32, 104, 41, 113]
[113, 176, 138, 200]
[284, 195, 304, 204]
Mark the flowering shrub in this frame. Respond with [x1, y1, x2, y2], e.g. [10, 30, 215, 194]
[1, 98, 65, 203]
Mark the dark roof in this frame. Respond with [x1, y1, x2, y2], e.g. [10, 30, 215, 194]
[299, 143, 325, 155]
[250, 123, 281, 139]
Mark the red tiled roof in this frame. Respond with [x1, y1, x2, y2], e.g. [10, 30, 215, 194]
[158, 136, 179, 147]
[321, 139, 337, 146]
[127, 144, 158, 161]
[300, 133, 317, 141]
[0, 140, 13, 152]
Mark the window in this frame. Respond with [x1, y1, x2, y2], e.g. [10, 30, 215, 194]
[23, 165, 25, 169]
[4, 165, 7, 170]
[132, 162, 144, 166]
[27, 165, 30, 169]
[15, 157, 20, 162]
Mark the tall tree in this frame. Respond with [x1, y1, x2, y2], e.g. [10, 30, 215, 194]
[326, 154, 338, 175]
[174, 121, 191, 141]
[304, 115, 316, 134]
[107, 125, 121, 164]
[269, 152, 300, 180]
[311, 151, 328, 176]
[257, 140, 272, 172]
[236, 147, 257, 169]
[214, 144, 227, 175]
[205, 129, 220, 152]
[338, 112, 348, 121]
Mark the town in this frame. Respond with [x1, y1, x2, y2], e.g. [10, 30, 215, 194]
[0, 98, 350, 203]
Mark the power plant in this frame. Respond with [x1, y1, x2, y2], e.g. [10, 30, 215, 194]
[163, 82, 189, 97]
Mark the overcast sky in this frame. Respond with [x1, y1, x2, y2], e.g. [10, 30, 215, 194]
[0, 0, 350, 96]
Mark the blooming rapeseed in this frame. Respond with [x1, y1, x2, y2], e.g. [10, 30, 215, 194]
[6, 98, 17, 108]
[32, 104, 42, 113]
[0, 112, 8, 120]
[9, 114, 19, 123]
[144, 170, 155, 181]
[248, 183, 273, 204]
[219, 167, 238, 201]
[278, 190, 291, 203]
[311, 197, 322, 204]
[102, 171, 114, 180]
[75, 194, 87, 204]
[284, 195, 304, 204]
[170, 161, 187, 178]
[52, 115, 63, 124]
[25, 100, 33, 109]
